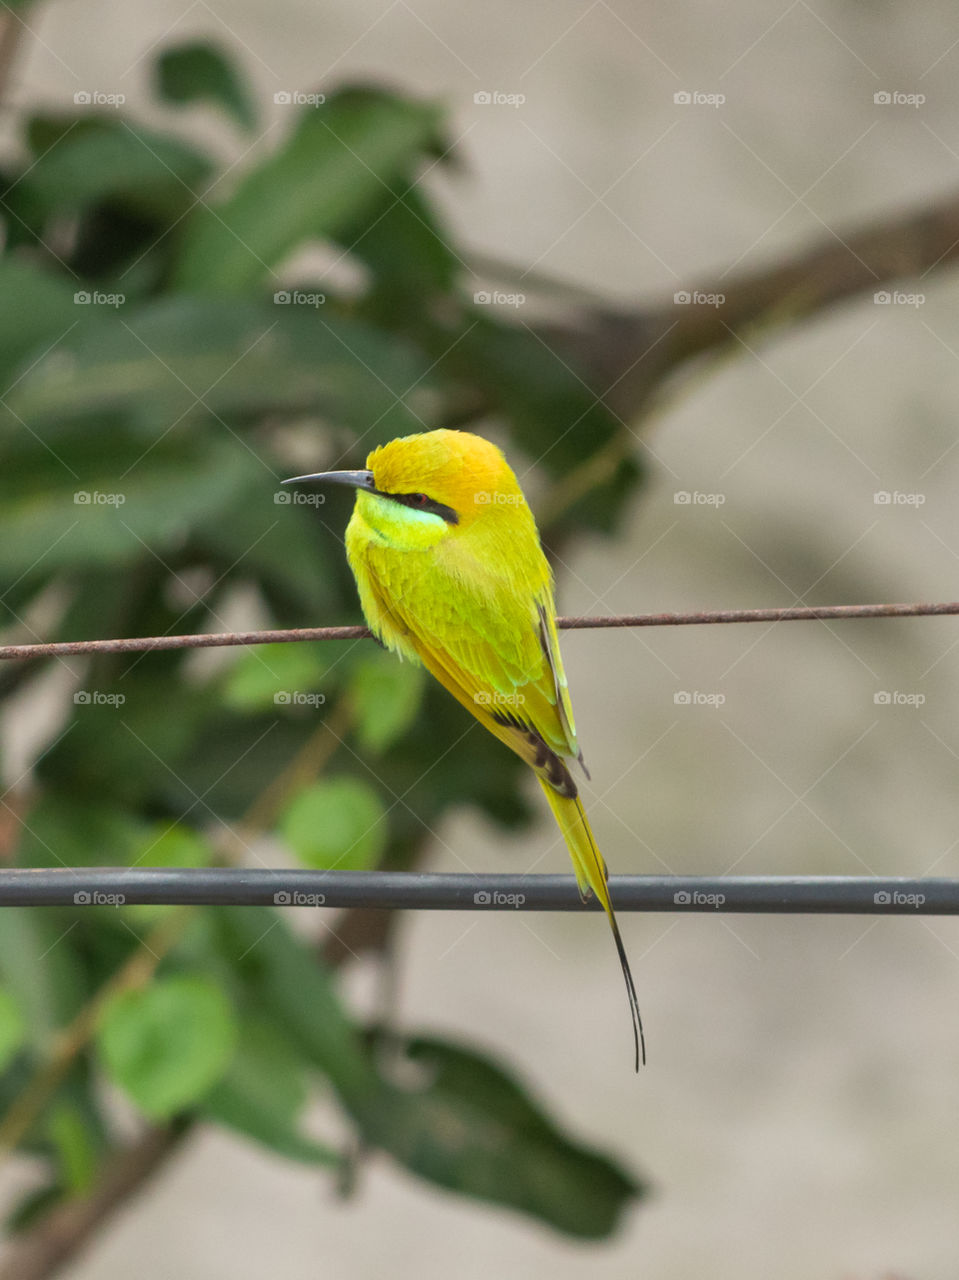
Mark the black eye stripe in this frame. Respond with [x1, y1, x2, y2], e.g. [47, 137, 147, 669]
[386, 491, 459, 524]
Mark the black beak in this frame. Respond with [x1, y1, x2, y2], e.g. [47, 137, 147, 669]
[282, 469, 377, 491]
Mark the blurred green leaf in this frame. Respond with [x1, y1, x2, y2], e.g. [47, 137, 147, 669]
[47, 1100, 98, 1193]
[350, 648, 424, 753]
[98, 975, 238, 1120]
[202, 1015, 339, 1165]
[8, 117, 213, 225]
[214, 908, 377, 1108]
[0, 986, 26, 1072]
[0, 438, 255, 581]
[279, 777, 388, 870]
[16, 795, 146, 869]
[134, 823, 212, 867]
[223, 641, 331, 712]
[0, 260, 81, 387]
[4, 297, 436, 441]
[173, 87, 442, 293]
[365, 1036, 644, 1238]
[156, 41, 257, 132]
[0, 912, 89, 1049]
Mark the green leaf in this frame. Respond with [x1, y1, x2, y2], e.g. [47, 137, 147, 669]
[16, 795, 146, 869]
[213, 908, 377, 1108]
[0, 913, 89, 1048]
[156, 41, 257, 132]
[350, 649, 424, 753]
[4, 296, 436, 441]
[10, 117, 213, 224]
[133, 823, 212, 868]
[47, 1100, 98, 1193]
[0, 437, 257, 582]
[0, 987, 26, 1072]
[202, 1015, 339, 1165]
[223, 642, 331, 713]
[0, 261, 81, 388]
[98, 976, 237, 1119]
[280, 777, 388, 870]
[365, 1036, 644, 1238]
[172, 86, 442, 293]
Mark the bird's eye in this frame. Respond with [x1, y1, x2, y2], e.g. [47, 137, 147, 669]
[411, 493, 428, 506]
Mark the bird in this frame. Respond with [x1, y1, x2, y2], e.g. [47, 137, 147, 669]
[284, 428, 644, 1068]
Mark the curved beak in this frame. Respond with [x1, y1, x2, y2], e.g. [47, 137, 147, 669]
[281, 469, 377, 491]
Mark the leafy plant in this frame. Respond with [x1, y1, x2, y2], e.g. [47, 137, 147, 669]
[0, 30, 645, 1251]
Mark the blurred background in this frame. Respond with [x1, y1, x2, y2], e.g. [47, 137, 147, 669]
[1, 0, 959, 1276]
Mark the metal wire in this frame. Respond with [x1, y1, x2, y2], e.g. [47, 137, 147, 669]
[0, 870, 954, 912]
[1, 600, 958, 662]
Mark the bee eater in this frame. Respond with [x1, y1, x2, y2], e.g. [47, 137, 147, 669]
[284, 429, 644, 1068]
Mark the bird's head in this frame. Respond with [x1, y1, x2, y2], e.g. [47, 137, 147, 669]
[283, 429, 529, 548]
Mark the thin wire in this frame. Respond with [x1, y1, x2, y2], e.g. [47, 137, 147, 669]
[0, 600, 957, 662]
[0, 870, 955, 911]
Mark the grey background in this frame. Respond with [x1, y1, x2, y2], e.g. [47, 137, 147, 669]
[4, 0, 959, 1275]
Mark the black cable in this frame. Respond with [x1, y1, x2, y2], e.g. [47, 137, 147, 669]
[0, 870, 953, 912]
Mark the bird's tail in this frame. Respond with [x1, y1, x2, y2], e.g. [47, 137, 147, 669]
[537, 780, 645, 1069]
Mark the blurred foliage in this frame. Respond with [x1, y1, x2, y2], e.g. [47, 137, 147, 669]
[0, 34, 646, 1247]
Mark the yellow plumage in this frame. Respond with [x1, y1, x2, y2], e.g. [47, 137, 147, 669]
[287, 428, 643, 1068]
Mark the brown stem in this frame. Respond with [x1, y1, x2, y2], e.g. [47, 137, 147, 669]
[0, 1123, 190, 1280]
[543, 189, 959, 419]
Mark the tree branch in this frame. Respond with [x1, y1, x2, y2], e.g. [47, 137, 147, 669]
[0, 1123, 190, 1280]
[544, 189, 959, 418]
